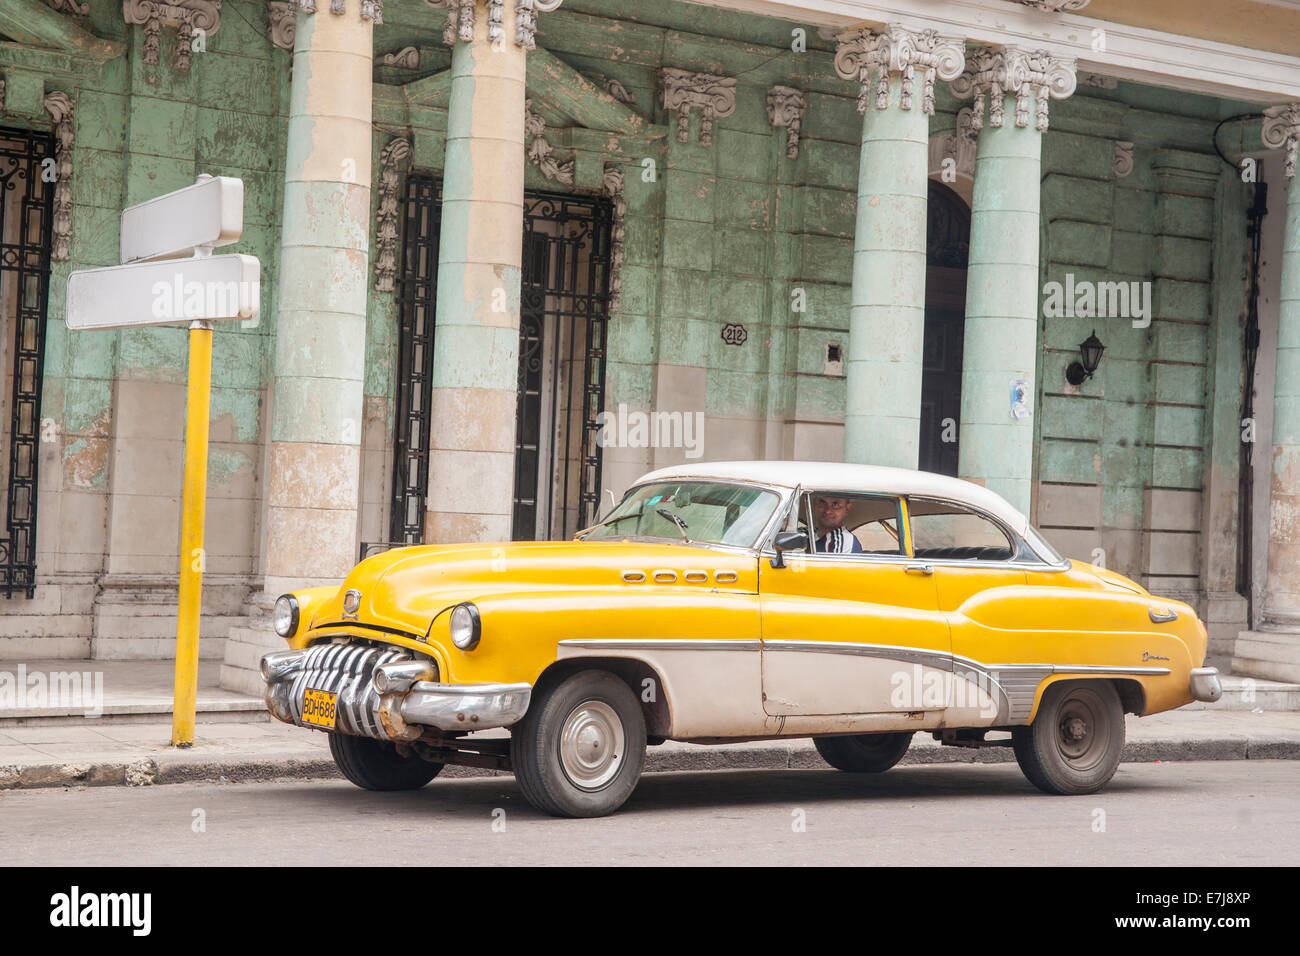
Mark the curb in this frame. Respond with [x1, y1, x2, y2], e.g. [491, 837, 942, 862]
[4, 735, 1299, 790]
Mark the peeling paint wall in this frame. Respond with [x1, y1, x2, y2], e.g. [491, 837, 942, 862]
[0, 0, 1271, 660]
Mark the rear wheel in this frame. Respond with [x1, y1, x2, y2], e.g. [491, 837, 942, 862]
[328, 733, 443, 791]
[1013, 680, 1124, 795]
[510, 670, 647, 818]
[814, 732, 913, 773]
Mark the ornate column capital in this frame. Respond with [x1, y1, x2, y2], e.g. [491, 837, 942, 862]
[268, 1, 295, 49]
[1262, 104, 1300, 179]
[122, 0, 223, 72]
[949, 45, 1077, 132]
[294, 0, 383, 20]
[833, 23, 965, 116]
[428, 0, 561, 49]
[766, 85, 806, 159]
[660, 68, 737, 146]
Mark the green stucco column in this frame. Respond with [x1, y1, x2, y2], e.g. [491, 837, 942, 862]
[1261, 106, 1300, 628]
[835, 26, 964, 467]
[424, 1, 530, 543]
[952, 47, 1076, 513]
[262, 0, 376, 593]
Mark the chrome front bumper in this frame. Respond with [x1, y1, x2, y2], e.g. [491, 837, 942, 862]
[1190, 666, 1222, 703]
[261, 644, 531, 742]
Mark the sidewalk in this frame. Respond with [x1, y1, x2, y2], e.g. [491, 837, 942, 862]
[3, 709, 1299, 790]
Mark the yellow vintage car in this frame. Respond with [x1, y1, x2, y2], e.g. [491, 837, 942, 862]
[261, 461, 1221, 817]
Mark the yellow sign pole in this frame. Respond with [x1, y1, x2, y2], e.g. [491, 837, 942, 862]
[171, 318, 213, 747]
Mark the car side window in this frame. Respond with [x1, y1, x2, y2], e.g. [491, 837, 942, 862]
[907, 498, 1015, 561]
[799, 492, 905, 557]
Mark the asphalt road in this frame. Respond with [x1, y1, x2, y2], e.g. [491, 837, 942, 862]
[3, 761, 1295, 866]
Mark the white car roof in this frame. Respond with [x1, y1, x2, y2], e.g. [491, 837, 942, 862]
[635, 460, 1030, 536]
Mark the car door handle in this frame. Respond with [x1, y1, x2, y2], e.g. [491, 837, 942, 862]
[905, 563, 934, 576]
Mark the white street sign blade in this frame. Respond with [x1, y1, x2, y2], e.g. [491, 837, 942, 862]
[119, 175, 244, 265]
[66, 254, 260, 331]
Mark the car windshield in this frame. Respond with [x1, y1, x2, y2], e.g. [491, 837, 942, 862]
[582, 481, 780, 548]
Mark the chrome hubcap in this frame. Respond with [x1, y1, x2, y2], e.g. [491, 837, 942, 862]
[559, 700, 625, 791]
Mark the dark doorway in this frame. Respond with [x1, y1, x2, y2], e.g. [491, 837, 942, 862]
[389, 176, 441, 544]
[920, 180, 970, 477]
[512, 191, 614, 541]
[0, 128, 54, 596]
[389, 182, 612, 548]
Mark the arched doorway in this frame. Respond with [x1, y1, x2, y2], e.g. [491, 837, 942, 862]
[920, 180, 970, 476]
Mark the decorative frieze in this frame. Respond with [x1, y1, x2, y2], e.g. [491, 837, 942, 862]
[268, 1, 295, 50]
[928, 106, 978, 180]
[524, 100, 573, 185]
[44, 92, 74, 263]
[603, 164, 625, 315]
[833, 24, 965, 117]
[1114, 140, 1134, 178]
[659, 68, 736, 146]
[380, 46, 420, 68]
[374, 137, 411, 293]
[429, 0, 562, 49]
[766, 86, 806, 159]
[1262, 104, 1300, 179]
[949, 46, 1077, 132]
[122, 0, 222, 72]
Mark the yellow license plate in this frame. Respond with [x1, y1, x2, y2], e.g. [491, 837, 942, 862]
[302, 688, 338, 729]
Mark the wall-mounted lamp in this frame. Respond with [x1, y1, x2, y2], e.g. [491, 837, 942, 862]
[1065, 330, 1105, 386]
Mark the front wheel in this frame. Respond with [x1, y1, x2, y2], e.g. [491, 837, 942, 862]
[510, 670, 647, 818]
[329, 733, 443, 791]
[814, 732, 913, 773]
[1012, 680, 1125, 795]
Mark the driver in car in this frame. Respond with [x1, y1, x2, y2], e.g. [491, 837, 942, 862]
[812, 495, 862, 554]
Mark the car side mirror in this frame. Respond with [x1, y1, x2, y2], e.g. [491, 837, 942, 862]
[771, 530, 809, 569]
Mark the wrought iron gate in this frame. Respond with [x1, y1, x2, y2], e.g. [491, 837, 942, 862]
[512, 191, 613, 541]
[389, 182, 613, 546]
[0, 128, 54, 597]
[388, 176, 441, 544]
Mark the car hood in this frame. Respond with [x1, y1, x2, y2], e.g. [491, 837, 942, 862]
[306, 539, 759, 638]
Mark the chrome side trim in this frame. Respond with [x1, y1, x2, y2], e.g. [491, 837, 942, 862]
[559, 638, 761, 652]
[759, 641, 1175, 724]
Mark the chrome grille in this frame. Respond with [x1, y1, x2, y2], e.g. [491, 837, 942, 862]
[288, 642, 410, 740]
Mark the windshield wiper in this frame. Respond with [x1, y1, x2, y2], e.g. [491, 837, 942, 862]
[656, 508, 691, 543]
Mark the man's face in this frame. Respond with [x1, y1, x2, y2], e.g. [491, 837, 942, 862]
[814, 496, 850, 533]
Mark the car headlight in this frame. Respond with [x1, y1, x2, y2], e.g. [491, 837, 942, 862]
[449, 603, 481, 651]
[273, 594, 299, 638]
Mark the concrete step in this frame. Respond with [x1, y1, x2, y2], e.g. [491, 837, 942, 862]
[0, 659, 266, 727]
[219, 622, 282, 696]
[1182, 674, 1300, 711]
